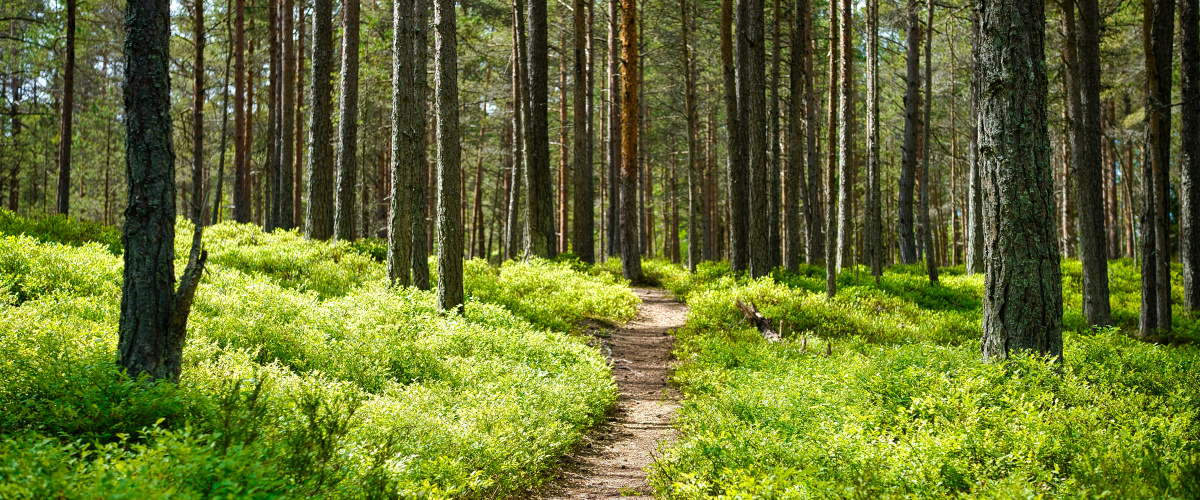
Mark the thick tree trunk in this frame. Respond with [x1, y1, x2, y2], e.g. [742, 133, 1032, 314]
[1181, 0, 1200, 309]
[191, 0, 205, 223]
[1073, 0, 1111, 324]
[865, 0, 880, 279]
[279, 0, 295, 228]
[119, 0, 208, 382]
[55, 0, 75, 216]
[572, 0, 595, 263]
[978, 0, 1063, 362]
[898, 0, 920, 264]
[739, 0, 769, 277]
[920, 0, 938, 285]
[722, 0, 748, 272]
[389, 0, 418, 285]
[233, 0, 250, 223]
[1139, 0, 1174, 339]
[411, 0, 431, 289]
[304, 0, 334, 239]
[620, 0, 643, 280]
[434, 0, 463, 311]
[334, 0, 360, 241]
[524, 0, 555, 258]
[835, 0, 854, 272]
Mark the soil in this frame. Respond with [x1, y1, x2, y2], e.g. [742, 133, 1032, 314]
[536, 288, 687, 499]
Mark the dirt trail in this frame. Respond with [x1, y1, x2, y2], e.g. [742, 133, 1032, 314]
[538, 288, 686, 499]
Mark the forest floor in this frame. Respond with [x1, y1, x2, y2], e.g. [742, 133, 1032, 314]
[537, 288, 685, 499]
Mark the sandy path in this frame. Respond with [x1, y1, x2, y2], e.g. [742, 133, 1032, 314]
[537, 288, 686, 499]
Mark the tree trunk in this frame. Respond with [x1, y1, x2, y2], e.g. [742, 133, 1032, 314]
[411, 0, 431, 289]
[1139, 0, 1174, 339]
[293, 2, 305, 225]
[835, 0, 854, 272]
[798, 0, 821, 264]
[978, 0, 1063, 362]
[682, 0, 701, 271]
[825, 0, 838, 297]
[507, 3, 526, 261]
[920, 0, 938, 285]
[334, 0, 360, 241]
[897, 0, 920, 264]
[434, 0, 463, 311]
[1181, 0, 1200, 309]
[573, 0, 595, 263]
[233, 0, 250, 222]
[722, 0, 748, 272]
[966, 7, 983, 273]
[213, 5, 233, 224]
[524, 0, 555, 258]
[767, 0, 782, 270]
[558, 29, 570, 253]
[471, 69, 491, 259]
[739, 0, 769, 277]
[119, 0, 208, 382]
[304, 0, 334, 239]
[55, 0, 76, 216]
[785, 0, 803, 271]
[620, 0, 643, 280]
[865, 0, 880, 279]
[191, 0, 205, 223]
[1073, 0, 1111, 324]
[279, 0, 295, 228]
[389, 0, 417, 285]
[607, 0, 621, 258]
[266, 0, 279, 231]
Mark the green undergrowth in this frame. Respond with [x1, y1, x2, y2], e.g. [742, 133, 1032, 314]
[651, 261, 1200, 499]
[0, 208, 122, 254]
[0, 217, 634, 498]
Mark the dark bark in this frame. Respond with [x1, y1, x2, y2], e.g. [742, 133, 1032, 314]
[682, 0, 700, 271]
[558, 30, 570, 253]
[119, 0, 208, 382]
[978, 0, 1063, 362]
[865, 0, 880, 279]
[825, 0, 838, 298]
[835, 0, 854, 271]
[966, 8, 983, 273]
[1073, 0, 1111, 324]
[620, 0, 643, 281]
[799, 0, 821, 264]
[279, 0, 295, 228]
[293, 3, 305, 225]
[739, 0, 769, 277]
[722, 0, 748, 272]
[507, 4, 525, 261]
[411, 0, 431, 289]
[389, 0, 418, 285]
[572, 0, 595, 263]
[767, 0, 782, 270]
[1139, 0, 1174, 339]
[524, 0, 555, 258]
[266, 0, 279, 231]
[191, 0, 205, 223]
[213, 5, 233, 225]
[334, 0, 360, 241]
[785, 0, 804, 271]
[55, 0, 75, 216]
[606, 0, 621, 257]
[304, 0, 334, 239]
[920, 0, 938, 285]
[897, 0, 920, 264]
[1181, 0, 1200, 309]
[233, 0, 249, 222]
[434, 0, 463, 311]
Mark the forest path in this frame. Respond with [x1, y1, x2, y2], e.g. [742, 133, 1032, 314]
[537, 288, 686, 499]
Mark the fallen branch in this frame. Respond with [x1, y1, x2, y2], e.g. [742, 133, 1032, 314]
[735, 300, 781, 343]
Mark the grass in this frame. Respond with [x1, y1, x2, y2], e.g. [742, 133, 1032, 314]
[650, 261, 1200, 499]
[0, 215, 639, 499]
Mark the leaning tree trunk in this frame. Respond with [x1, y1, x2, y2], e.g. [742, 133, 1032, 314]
[897, 0, 920, 264]
[1074, 0, 1111, 325]
[572, 0, 595, 263]
[835, 0, 854, 272]
[56, 0, 76, 216]
[304, 0, 334, 239]
[334, 0, 360, 241]
[978, 0, 1063, 362]
[524, 0, 555, 258]
[1139, 0, 1174, 340]
[1180, 0, 1199, 309]
[620, 0, 643, 281]
[434, 0, 463, 311]
[920, 0, 938, 285]
[191, 0, 205, 223]
[119, 0, 208, 382]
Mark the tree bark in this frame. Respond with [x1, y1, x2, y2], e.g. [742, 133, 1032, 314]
[334, 0, 360, 241]
[825, 0, 838, 298]
[434, 0, 463, 311]
[573, 0, 595, 263]
[1073, 0, 1111, 324]
[607, 0, 621, 258]
[835, 0, 854, 272]
[558, 29, 570, 253]
[799, 0, 821, 264]
[620, 0, 643, 280]
[978, 0, 1063, 362]
[55, 0, 76, 216]
[682, 0, 701, 271]
[293, 2, 305, 225]
[389, 0, 418, 285]
[119, 0, 208, 382]
[191, 0, 205, 223]
[865, 0, 880, 279]
[304, 0, 334, 239]
[920, 0, 938, 285]
[767, 0, 782, 270]
[722, 0, 748, 272]
[1139, 0, 1174, 339]
[739, 0, 769, 277]
[966, 7, 983, 273]
[233, 0, 250, 223]
[411, 0, 431, 289]
[785, 0, 804, 271]
[524, 0, 555, 258]
[897, 0, 920, 264]
[213, 6, 233, 224]
[507, 3, 525, 261]
[279, 0, 295, 228]
[1181, 0, 1200, 309]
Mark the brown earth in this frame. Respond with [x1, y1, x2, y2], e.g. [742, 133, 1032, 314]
[536, 288, 687, 499]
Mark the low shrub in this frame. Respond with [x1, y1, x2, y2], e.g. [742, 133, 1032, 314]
[0, 208, 122, 254]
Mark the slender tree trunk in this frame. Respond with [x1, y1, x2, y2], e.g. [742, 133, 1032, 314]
[681, 0, 701, 271]
[767, 0, 782, 270]
[524, 0, 555, 258]
[1181, 0, 1200, 309]
[55, 0, 76, 216]
[434, 0, 463, 310]
[213, 6, 233, 224]
[334, 0, 360, 240]
[920, 0, 938, 284]
[607, 0, 622, 258]
[411, 0, 431, 289]
[471, 69, 491, 259]
[233, 0, 250, 222]
[739, 0, 769, 277]
[620, 0, 643, 280]
[825, 0, 838, 297]
[119, 0, 208, 382]
[279, 0, 295, 228]
[785, 0, 803, 271]
[966, 7, 983, 273]
[304, 0, 334, 239]
[1073, 0, 1111, 324]
[389, 0, 417, 285]
[558, 29, 570, 252]
[573, 0, 595, 263]
[267, 0, 280, 231]
[294, 2, 305, 225]
[507, 4, 526, 261]
[1139, 0, 1174, 339]
[898, 0, 920, 263]
[978, 0, 1063, 362]
[835, 0, 854, 271]
[865, 0, 880, 279]
[722, 0, 748, 272]
[191, 0, 205, 223]
[799, 0, 821, 264]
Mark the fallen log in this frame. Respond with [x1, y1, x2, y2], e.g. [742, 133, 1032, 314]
[735, 300, 781, 343]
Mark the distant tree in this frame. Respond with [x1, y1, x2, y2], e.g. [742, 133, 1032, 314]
[55, 0, 76, 216]
[1139, 0, 1174, 340]
[233, 0, 249, 223]
[620, 0, 643, 281]
[824, 0, 837, 298]
[278, 0, 295, 229]
[118, 0, 208, 382]
[920, 0, 938, 285]
[796, 0, 821, 265]
[304, 0, 334, 240]
[334, 0, 360, 241]
[767, 0, 782, 270]
[266, 0, 279, 231]
[681, 0, 701, 271]
[978, 0, 1063, 362]
[966, 7, 983, 273]
[434, 0, 463, 311]
[607, 0, 622, 258]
